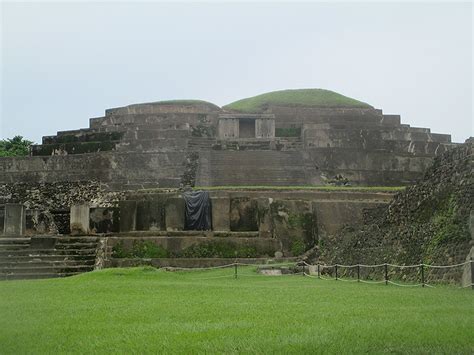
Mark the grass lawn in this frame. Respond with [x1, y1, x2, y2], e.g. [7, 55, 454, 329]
[0, 267, 472, 354]
[223, 89, 372, 113]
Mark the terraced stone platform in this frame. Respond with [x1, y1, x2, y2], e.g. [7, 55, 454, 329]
[0, 237, 99, 280]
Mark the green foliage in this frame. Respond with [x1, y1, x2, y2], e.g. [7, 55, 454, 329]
[112, 240, 169, 258]
[223, 89, 372, 113]
[193, 185, 405, 192]
[131, 240, 169, 258]
[0, 136, 33, 157]
[0, 268, 472, 353]
[111, 241, 128, 258]
[179, 241, 261, 258]
[275, 127, 301, 137]
[290, 240, 306, 255]
[191, 124, 216, 138]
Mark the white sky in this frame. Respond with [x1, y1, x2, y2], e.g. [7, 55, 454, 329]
[1, 1, 472, 143]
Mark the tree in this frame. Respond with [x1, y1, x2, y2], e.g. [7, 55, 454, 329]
[0, 136, 33, 157]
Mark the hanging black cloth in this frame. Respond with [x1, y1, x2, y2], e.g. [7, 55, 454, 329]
[183, 191, 212, 230]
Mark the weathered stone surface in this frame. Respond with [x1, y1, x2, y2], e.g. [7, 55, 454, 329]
[270, 199, 316, 256]
[255, 118, 275, 138]
[0, 97, 457, 189]
[3, 204, 26, 236]
[257, 198, 272, 238]
[230, 198, 258, 231]
[316, 142, 473, 284]
[211, 197, 230, 231]
[136, 199, 165, 231]
[119, 201, 137, 232]
[70, 204, 90, 235]
[90, 207, 119, 233]
[165, 197, 185, 231]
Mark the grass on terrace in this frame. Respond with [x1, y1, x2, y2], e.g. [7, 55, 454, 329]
[223, 89, 372, 113]
[0, 267, 472, 354]
[193, 185, 405, 192]
[132, 185, 405, 195]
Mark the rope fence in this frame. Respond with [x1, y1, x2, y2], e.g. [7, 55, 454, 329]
[300, 260, 474, 289]
[162, 259, 474, 289]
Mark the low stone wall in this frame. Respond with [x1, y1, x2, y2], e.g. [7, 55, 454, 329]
[106, 257, 297, 268]
[106, 234, 279, 258]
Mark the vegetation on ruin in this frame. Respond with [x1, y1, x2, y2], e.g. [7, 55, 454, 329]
[0, 267, 472, 354]
[319, 143, 473, 270]
[275, 127, 301, 137]
[112, 240, 275, 259]
[0, 135, 33, 157]
[193, 185, 405, 192]
[223, 89, 372, 113]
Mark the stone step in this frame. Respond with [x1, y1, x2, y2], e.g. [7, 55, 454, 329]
[0, 248, 98, 256]
[1, 272, 85, 281]
[55, 242, 100, 249]
[0, 259, 96, 268]
[0, 254, 96, 262]
[106, 257, 298, 269]
[0, 238, 31, 244]
[0, 265, 94, 273]
[0, 244, 31, 250]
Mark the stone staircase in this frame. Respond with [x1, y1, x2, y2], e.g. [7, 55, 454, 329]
[0, 236, 100, 280]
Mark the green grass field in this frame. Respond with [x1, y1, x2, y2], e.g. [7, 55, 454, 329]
[223, 89, 372, 113]
[0, 267, 472, 354]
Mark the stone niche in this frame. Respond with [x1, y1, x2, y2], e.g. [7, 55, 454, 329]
[270, 200, 317, 256]
[217, 114, 275, 140]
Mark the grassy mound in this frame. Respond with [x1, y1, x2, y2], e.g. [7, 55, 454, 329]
[0, 267, 472, 353]
[223, 89, 372, 113]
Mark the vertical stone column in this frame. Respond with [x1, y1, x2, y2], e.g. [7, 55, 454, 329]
[218, 118, 239, 139]
[119, 201, 137, 233]
[4, 203, 26, 236]
[70, 204, 90, 235]
[255, 118, 275, 138]
[165, 197, 185, 231]
[211, 197, 230, 231]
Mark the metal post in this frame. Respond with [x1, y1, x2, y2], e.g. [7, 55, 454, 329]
[357, 264, 360, 282]
[317, 263, 320, 279]
[384, 263, 388, 285]
[234, 263, 238, 279]
[421, 263, 425, 288]
[335, 264, 338, 280]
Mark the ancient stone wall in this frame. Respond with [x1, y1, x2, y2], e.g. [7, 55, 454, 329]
[0, 101, 457, 189]
[315, 141, 474, 284]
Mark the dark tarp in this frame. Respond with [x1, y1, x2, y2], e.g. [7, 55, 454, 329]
[183, 191, 212, 230]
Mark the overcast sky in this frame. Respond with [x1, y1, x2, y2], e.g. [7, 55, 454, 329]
[1, 1, 472, 143]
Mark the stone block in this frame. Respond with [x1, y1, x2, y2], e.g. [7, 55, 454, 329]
[230, 198, 258, 231]
[165, 197, 185, 231]
[119, 200, 137, 232]
[218, 118, 239, 139]
[270, 199, 316, 255]
[211, 197, 230, 231]
[255, 118, 275, 138]
[3, 204, 26, 236]
[136, 199, 165, 231]
[70, 204, 90, 235]
[257, 198, 273, 238]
